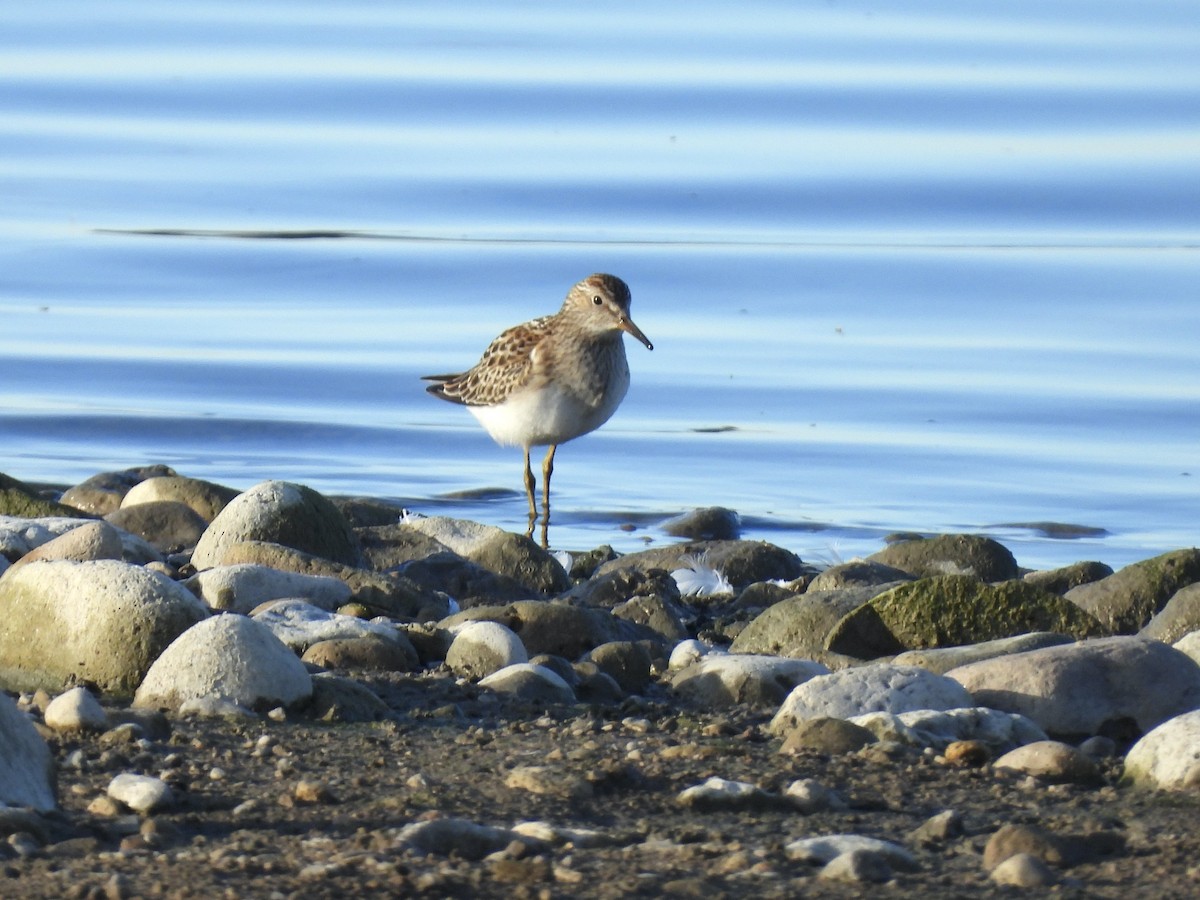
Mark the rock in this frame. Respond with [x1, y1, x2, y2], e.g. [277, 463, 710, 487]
[120, 475, 239, 523]
[307, 673, 392, 723]
[192, 480, 360, 570]
[783, 778, 846, 813]
[868, 533, 1018, 581]
[826, 575, 1106, 660]
[302, 632, 419, 672]
[610, 594, 691, 644]
[730, 586, 893, 669]
[107, 773, 174, 814]
[947, 636, 1200, 737]
[980, 822, 1125, 871]
[1123, 709, 1200, 790]
[446, 621, 529, 679]
[1173, 630, 1200, 667]
[770, 665, 974, 735]
[0, 559, 208, 694]
[668, 639, 712, 671]
[134, 614, 313, 712]
[0, 472, 90, 519]
[104, 501, 207, 552]
[733, 580, 803, 610]
[505, 766, 592, 799]
[990, 852, 1058, 887]
[43, 687, 108, 732]
[819, 849, 893, 883]
[676, 777, 780, 811]
[583, 641, 653, 694]
[993, 740, 1100, 784]
[786, 834, 918, 871]
[0, 692, 56, 811]
[397, 817, 514, 860]
[398, 516, 569, 595]
[59, 465, 176, 516]
[393, 551, 540, 606]
[892, 632, 1075, 675]
[185, 564, 353, 614]
[910, 810, 964, 845]
[477, 664, 575, 704]
[672, 654, 829, 709]
[808, 560, 915, 592]
[849, 707, 1046, 755]
[1066, 548, 1200, 634]
[214, 541, 438, 620]
[661, 507, 741, 540]
[779, 717, 877, 755]
[595, 540, 806, 591]
[567, 567, 681, 610]
[7, 520, 124, 569]
[1141, 583, 1200, 644]
[0, 516, 99, 562]
[443, 600, 651, 659]
[252, 599, 409, 653]
[356, 521, 448, 570]
[1024, 561, 1114, 595]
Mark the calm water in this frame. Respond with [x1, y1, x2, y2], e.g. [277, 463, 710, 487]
[2, 1, 1199, 570]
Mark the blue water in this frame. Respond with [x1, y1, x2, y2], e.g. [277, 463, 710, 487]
[2, 1, 1199, 570]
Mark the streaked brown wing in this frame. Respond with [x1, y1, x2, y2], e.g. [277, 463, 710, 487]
[423, 316, 552, 407]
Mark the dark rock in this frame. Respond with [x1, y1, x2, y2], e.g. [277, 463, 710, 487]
[1141, 583, 1200, 644]
[105, 501, 207, 552]
[59, 465, 176, 516]
[809, 561, 915, 592]
[1024, 561, 1114, 595]
[868, 534, 1019, 582]
[662, 507, 741, 541]
[583, 641, 654, 694]
[779, 716, 877, 755]
[0, 473, 92, 520]
[1066, 548, 1200, 633]
[595, 540, 806, 591]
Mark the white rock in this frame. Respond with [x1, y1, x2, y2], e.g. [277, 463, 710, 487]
[785, 778, 845, 814]
[819, 849, 893, 883]
[0, 559, 209, 694]
[0, 516, 93, 560]
[676, 777, 772, 809]
[947, 636, 1200, 735]
[770, 664, 974, 735]
[251, 599, 404, 652]
[0, 692, 56, 810]
[178, 697, 259, 720]
[134, 613, 312, 712]
[186, 564, 352, 614]
[668, 639, 714, 671]
[786, 834, 918, 870]
[107, 773, 174, 814]
[1124, 709, 1200, 790]
[673, 653, 829, 708]
[477, 663, 575, 704]
[446, 621, 528, 679]
[990, 852, 1058, 887]
[7, 520, 124, 568]
[396, 817, 513, 860]
[399, 515, 504, 557]
[44, 687, 108, 732]
[849, 707, 1047, 754]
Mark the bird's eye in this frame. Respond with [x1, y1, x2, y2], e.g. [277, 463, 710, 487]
[592, 295, 603, 305]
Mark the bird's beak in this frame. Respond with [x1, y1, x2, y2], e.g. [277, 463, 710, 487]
[619, 316, 654, 351]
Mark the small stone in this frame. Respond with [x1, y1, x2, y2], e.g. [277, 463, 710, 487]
[784, 778, 845, 814]
[780, 717, 876, 755]
[910, 810, 965, 845]
[993, 740, 1100, 784]
[943, 739, 990, 767]
[107, 773, 174, 815]
[819, 849, 893, 883]
[676, 777, 779, 811]
[43, 687, 108, 732]
[504, 766, 592, 800]
[990, 852, 1058, 887]
[983, 823, 1066, 871]
[293, 780, 337, 804]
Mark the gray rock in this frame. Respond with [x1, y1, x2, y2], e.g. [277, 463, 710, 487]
[584, 641, 654, 694]
[610, 593, 690, 643]
[892, 632, 1075, 675]
[993, 740, 1100, 784]
[770, 664, 974, 735]
[185, 564, 352, 614]
[594, 540, 806, 591]
[446, 620, 529, 679]
[786, 834, 918, 871]
[393, 551, 538, 606]
[107, 773, 173, 814]
[990, 853, 1058, 887]
[478, 663, 576, 704]
[505, 765, 592, 799]
[0, 559, 208, 694]
[1141, 583, 1200, 644]
[0, 516, 98, 561]
[251, 599, 408, 653]
[947, 635, 1200, 737]
[120, 475, 238, 523]
[105, 501, 207, 552]
[307, 673, 392, 723]
[44, 687, 108, 732]
[6, 520, 124, 570]
[355, 521, 448, 569]
[1123, 709, 1200, 790]
[1173, 630, 1200, 667]
[1066, 548, 1200, 634]
[661, 506, 741, 540]
[809, 560, 914, 592]
[301, 632, 420, 672]
[59, 465, 176, 516]
[567, 567, 682, 610]
[784, 778, 846, 813]
[192, 480, 360, 570]
[779, 717, 877, 755]
[443, 599, 653, 659]
[826, 575, 1106, 660]
[672, 653, 829, 709]
[0, 692, 56, 811]
[397, 817, 514, 860]
[1024, 560, 1114, 595]
[850, 707, 1047, 754]
[868, 533, 1018, 581]
[676, 777, 781, 811]
[134, 613, 313, 712]
[819, 849, 893, 883]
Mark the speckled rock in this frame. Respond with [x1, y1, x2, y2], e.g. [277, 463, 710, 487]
[672, 653, 829, 708]
[397, 817, 514, 860]
[192, 480, 360, 570]
[0, 559, 208, 694]
[1024, 560, 1114, 595]
[108, 773, 174, 814]
[307, 673, 392, 723]
[120, 475, 239, 523]
[443, 599, 655, 659]
[892, 632, 1075, 675]
[446, 620, 529, 679]
[786, 834, 918, 871]
[0, 691, 56, 811]
[390, 551, 539, 606]
[1066, 548, 1200, 634]
[947, 636, 1200, 737]
[778, 717, 877, 755]
[301, 632, 420, 672]
[850, 707, 1047, 755]
[676, 777, 781, 811]
[134, 613, 313, 712]
[826, 575, 1106, 660]
[770, 665, 974, 735]
[990, 853, 1058, 887]
[808, 560, 915, 592]
[0, 516, 101, 562]
[1123, 709, 1200, 790]
[610, 593, 690, 644]
[185, 564, 352, 614]
[867, 533, 1018, 582]
[251, 599, 410, 653]
[583, 641, 654, 694]
[7, 520, 124, 570]
[1140, 583, 1200, 644]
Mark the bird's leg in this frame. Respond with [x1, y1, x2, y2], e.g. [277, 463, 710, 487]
[522, 447, 537, 539]
[539, 444, 557, 548]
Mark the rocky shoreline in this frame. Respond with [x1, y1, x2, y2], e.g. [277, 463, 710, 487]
[3, 466, 1200, 898]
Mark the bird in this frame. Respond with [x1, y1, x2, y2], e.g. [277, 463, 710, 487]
[423, 273, 652, 547]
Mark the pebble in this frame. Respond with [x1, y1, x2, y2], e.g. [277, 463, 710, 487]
[43, 687, 108, 732]
[990, 852, 1059, 887]
[107, 773, 174, 815]
[786, 834, 918, 871]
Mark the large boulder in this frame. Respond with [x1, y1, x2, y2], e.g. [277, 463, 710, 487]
[1140, 583, 1200, 645]
[825, 575, 1106, 660]
[134, 614, 312, 712]
[1123, 710, 1200, 790]
[947, 636, 1200, 738]
[868, 534, 1018, 582]
[192, 481, 360, 570]
[0, 472, 90, 519]
[5, 520, 124, 570]
[1065, 549, 1200, 634]
[0, 560, 208, 694]
[120, 475, 239, 523]
[0, 692, 56, 811]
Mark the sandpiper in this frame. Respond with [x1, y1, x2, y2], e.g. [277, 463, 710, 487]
[423, 273, 653, 546]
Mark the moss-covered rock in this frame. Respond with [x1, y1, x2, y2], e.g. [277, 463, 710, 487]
[826, 575, 1107, 660]
[0, 473, 91, 519]
[1065, 549, 1200, 634]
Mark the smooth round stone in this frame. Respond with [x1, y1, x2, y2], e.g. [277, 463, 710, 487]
[779, 717, 877, 755]
[993, 740, 1100, 784]
[446, 621, 528, 680]
[43, 687, 108, 732]
[107, 773, 174, 814]
[990, 852, 1058, 887]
